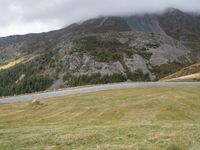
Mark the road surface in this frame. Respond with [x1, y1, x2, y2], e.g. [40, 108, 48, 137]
[0, 82, 200, 103]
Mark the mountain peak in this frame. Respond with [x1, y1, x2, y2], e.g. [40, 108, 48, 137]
[164, 8, 184, 15]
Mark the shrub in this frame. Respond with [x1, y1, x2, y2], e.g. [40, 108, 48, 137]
[153, 62, 183, 80]
[72, 36, 128, 62]
[65, 73, 127, 87]
[127, 70, 151, 81]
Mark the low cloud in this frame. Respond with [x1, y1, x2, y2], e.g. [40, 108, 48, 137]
[0, 0, 199, 37]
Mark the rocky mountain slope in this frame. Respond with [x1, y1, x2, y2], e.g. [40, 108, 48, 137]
[0, 8, 200, 96]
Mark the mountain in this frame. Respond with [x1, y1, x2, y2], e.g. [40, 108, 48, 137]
[0, 8, 200, 96]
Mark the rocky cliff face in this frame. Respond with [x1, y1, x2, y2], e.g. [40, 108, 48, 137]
[0, 8, 200, 95]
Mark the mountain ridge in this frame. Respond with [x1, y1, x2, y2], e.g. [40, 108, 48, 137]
[0, 8, 200, 96]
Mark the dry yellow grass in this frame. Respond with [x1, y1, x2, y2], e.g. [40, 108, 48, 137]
[0, 86, 200, 149]
[162, 73, 200, 82]
[161, 62, 200, 82]
[0, 58, 24, 71]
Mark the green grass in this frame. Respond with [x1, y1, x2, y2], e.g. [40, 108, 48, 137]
[1, 86, 200, 149]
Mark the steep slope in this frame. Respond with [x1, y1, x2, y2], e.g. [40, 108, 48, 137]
[0, 8, 200, 96]
[162, 73, 200, 82]
[161, 62, 200, 81]
[158, 8, 200, 62]
[158, 8, 200, 41]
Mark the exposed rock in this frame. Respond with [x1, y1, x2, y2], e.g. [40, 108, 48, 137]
[63, 55, 125, 76]
[31, 99, 40, 105]
[124, 54, 156, 80]
[15, 74, 26, 83]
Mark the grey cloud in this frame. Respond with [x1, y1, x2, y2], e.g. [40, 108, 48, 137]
[0, 0, 199, 36]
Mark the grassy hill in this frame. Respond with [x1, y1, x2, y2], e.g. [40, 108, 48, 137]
[162, 73, 200, 82]
[161, 63, 200, 81]
[1, 86, 200, 149]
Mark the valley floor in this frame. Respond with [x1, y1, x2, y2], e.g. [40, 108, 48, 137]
[0, 86, 200, 149]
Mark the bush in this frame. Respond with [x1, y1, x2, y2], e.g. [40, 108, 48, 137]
[65, 73, 127, 87]
[153, 62, 183, 80]
[127, 70, 151, 81]
[72, 36, 127, 62]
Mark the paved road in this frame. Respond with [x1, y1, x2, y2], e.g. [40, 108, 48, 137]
[0, 82, 200, 103]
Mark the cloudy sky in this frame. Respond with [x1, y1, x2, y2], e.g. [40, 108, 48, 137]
[0, 0, 199, 37]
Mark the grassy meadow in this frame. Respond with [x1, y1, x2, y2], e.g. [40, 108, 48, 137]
[0, 86, 200, 149]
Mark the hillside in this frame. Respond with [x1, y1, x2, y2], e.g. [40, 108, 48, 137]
[0, 8, 200, 96]
[0, 86, 200, 149]
[161, 62, 200, 81]
[164, 73, 200, 82]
